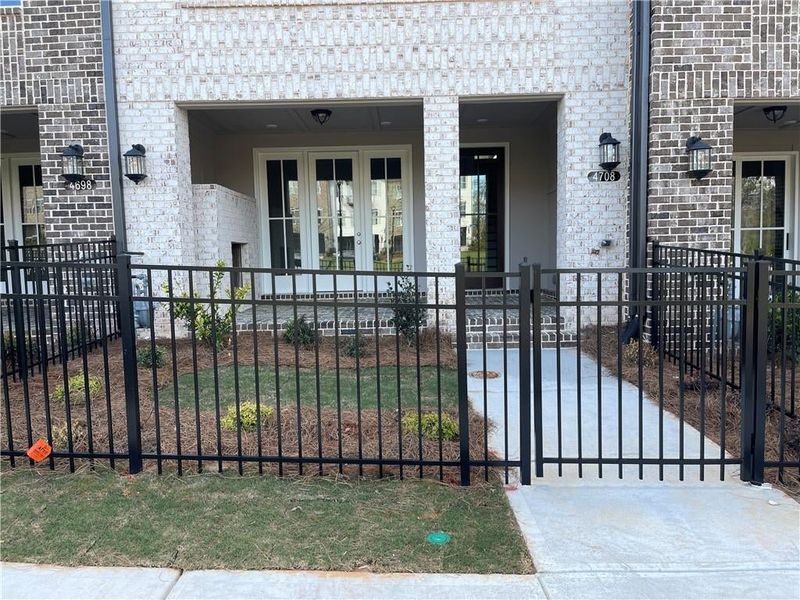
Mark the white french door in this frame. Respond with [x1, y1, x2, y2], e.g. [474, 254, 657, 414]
[733, 154, 798, 259]
[258, 146, 413, 294]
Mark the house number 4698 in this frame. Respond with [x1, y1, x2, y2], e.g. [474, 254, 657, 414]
[69, 180, 94, 190]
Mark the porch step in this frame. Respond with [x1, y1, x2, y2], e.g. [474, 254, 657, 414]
[465, 315, 577, 349]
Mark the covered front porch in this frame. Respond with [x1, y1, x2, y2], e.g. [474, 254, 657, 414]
[185, 98, 559, 299]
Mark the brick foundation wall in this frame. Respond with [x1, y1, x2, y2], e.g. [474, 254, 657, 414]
[648, 0, 799, 251]
[1, 0, 113, 244]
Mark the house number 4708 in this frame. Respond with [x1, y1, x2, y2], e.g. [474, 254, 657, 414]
[69, 180, 94, 190]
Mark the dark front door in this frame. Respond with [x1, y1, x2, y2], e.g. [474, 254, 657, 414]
[460, 148, 505, 288]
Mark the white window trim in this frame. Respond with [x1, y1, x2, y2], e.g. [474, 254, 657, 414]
[733, 151, 799, 259]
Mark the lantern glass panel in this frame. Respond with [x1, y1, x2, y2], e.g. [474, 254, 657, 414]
[62, 155, 84, 178]
[126, 154, 146, 177]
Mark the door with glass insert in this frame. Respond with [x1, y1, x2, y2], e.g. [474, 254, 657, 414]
[263, 155, 308, 294]
[310, 152, 361, 291]
[734, 157, 794, 258]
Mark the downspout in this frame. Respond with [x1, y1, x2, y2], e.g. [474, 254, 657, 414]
[624, 0, 651, 342]
[101, 1, 128, 252]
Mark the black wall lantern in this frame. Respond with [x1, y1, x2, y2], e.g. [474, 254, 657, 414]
[686, 135, 712, 180]
[310, 108, 332, 126]
[598, 132, 620, 171]
[123, 144, 147, 184]
[60, 144, 85, 183]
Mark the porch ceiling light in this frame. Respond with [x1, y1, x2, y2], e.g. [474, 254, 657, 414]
[61, 144, 85, 183]
[310, 108, 332, 126]
[598, 132, 620, 171]
[686, 135, 712, 180]
[763, 105, 787, 123]
[123, 144, 147, 184]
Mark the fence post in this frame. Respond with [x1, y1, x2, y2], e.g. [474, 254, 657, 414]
[455, 262, 470, 486]
[529, 263, 543, 481]
[116, 253, 143, 474]
[741, 259, 768, 484]
[650, 241, 661, 348]
[8, 241, 28, 380]
[517, 262, 532, 484]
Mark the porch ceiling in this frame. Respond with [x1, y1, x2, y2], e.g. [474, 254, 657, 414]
[734, 102, 800, 131]
[188, 102, 423, 135]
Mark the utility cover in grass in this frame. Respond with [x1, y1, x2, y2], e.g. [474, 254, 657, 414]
[426, 531, 451, 545]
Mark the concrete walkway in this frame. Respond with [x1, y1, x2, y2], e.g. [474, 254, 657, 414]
[468, 348, 800, 599]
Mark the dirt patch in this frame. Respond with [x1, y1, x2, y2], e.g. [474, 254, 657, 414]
[469, 371, 501, 379]
[582, 325, 800, 498]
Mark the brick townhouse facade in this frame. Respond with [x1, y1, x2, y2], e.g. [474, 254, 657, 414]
[1, 0, 797, 297]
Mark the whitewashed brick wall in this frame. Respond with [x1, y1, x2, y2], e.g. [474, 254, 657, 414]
[112, 0, 632, 281]
[193, 183, 259, 269]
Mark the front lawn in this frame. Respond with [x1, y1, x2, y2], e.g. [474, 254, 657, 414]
[158, 365, 458, 411]
[0, 468, 533, 574]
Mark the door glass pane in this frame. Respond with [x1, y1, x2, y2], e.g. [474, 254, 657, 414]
[762, 229, 784, 259]
[316, 159, 354, 271]
[266, 159, 300, 269]
[740, 163, 761, 228]
[18, 164, 44, 244]
[741, 230, 760, 256]
[370, 157, 404, 272]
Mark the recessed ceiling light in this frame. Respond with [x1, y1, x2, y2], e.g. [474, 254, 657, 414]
[476, 118, 489, 124]
[266, 123, 278, 129]
[380, 120, 392, 126]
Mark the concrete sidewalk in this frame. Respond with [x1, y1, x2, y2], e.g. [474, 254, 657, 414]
[468, 348, 800, 599]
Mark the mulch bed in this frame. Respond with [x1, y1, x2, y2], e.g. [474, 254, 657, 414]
[582, 325, 800, 497]
[1, 331, 499, 484]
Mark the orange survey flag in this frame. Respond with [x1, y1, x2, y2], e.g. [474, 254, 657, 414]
[26, 439, 52, 462]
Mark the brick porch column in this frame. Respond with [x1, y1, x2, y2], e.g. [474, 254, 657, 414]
[423, 96, 460, 314]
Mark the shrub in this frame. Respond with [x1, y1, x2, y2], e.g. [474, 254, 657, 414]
[161, 260, 251, 349]
[344, 336, 370, 358]
[768, 290, 800, 361]
[137, 345, 166, 369]
[51, 422, 87, 449]
[2, 331, 39, 371]
[387, 276, 425, 342]
[65, 322, 95, 348]
[283, 316, 317, 348]
[402, 412, 459, 442]
[622, 340, 657, 369]
[220, 402, 274, 433]
[51, 374, 102, 405]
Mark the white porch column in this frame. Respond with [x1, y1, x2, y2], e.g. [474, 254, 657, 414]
[423, 96, 461, 311]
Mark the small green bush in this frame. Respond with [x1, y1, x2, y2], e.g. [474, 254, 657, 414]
[2, 331, 39, 370]
[402, 412, 459, 442]
[768, 290, 800, 361]
[344, 336, 370, 358]
[220, 402, 274, 433]
[161, 260, 251, 349]
[283, 316, 317, 348]
[51, 374, 102, 405]
[66, 323, 95, 348]
[388, 276, 425, 343]
[137, 345, 166, 369]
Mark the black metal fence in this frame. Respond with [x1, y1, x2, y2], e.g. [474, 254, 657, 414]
[2, 239, 119, 380]
[1, 249, 797, 487]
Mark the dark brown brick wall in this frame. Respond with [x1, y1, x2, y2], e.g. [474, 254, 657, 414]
[1, 0, 112, 243]
[648, 0, 799, 251]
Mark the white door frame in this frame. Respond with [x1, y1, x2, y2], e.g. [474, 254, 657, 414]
[733, 152, 799, 258]
[253, 145, 414, 294]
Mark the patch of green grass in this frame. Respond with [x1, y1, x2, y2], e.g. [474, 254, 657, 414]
[157, 365, 457, 412]
[0, 468, 533, 574]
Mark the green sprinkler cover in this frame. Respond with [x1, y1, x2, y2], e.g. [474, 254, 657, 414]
[426, 531, 451, 545]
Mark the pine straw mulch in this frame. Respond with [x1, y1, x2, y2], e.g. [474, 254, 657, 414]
[582, 325, 800, 498]
[1, 331, 501, 484]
